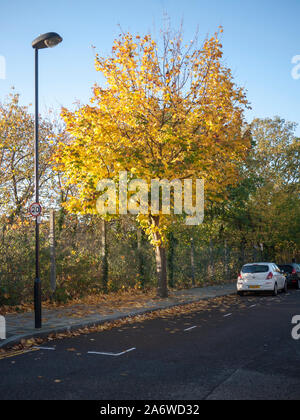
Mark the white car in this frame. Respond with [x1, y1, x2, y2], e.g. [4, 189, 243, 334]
[237, 262, 287, 296]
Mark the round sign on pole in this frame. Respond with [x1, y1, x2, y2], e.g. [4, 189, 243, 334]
[29, 203, 42, 218]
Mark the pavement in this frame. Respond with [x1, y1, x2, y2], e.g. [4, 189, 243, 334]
[1, 289, 300, 400]
[0, 283, 236, 349]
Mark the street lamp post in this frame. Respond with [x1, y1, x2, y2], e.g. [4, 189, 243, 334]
[31, 32, 63, 329]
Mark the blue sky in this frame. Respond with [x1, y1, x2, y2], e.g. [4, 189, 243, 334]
[0, 0, 299, 134]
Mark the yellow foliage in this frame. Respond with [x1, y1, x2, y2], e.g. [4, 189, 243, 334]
[56, 28, 250, 245]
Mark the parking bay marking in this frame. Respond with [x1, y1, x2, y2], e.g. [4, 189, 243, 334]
[184, 326, 197, 332]
[88, 347, 136, 357]
[33, 347, 56, 351]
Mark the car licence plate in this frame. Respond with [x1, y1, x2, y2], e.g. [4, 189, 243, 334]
[249, 285, 260, 289]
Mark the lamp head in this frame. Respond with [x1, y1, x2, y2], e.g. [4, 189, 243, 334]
[32, 32, 63, 49]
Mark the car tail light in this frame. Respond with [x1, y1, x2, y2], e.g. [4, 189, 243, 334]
[292, 268, 297, 274]
[238, 273, 242, 280]
[266, 272, 273, 280]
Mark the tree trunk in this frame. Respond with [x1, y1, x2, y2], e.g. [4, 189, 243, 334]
[152, 216, 168, 298]
[167, 231, 176, 289]
[224, 239, 228, 281]
[137, 228, 145, 289]
[208, 238, 215, 281]
[190, 237, 195, 286]
[100, 219, 108, 293]
[155, 245, 168, 298]
[57, 193, 66, 234]
[239, 236, 246, 267]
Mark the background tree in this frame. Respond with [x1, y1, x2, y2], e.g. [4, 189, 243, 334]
[248, 117, 300, 258]
[0, 92, 60, 228]
[218, 117, 300, 262]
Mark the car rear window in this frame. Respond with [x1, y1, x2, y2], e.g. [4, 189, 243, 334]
[242, 265, 269, 273]
[278, 265, 293, 273]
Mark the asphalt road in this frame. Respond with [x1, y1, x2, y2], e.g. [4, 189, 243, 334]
[1, 289, 300, 401]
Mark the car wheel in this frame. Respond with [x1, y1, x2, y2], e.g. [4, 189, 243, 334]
[237, 291, 244, 297]
[297, 280, 300, 290]
[283, 281, 288, 293]
[273, 283, 278, 296]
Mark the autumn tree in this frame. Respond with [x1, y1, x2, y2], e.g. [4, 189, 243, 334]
[216, 117, 300, 262]
[57, 27, 250, 297]
[250, 117, 299, 188]
[0, 92, 60, 228]
[248, 117, 300, 257]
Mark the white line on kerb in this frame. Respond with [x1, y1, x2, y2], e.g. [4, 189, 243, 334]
[88, 347, 136, 357]
[184, 326, 197, 332]
[223, 313, 232, 318]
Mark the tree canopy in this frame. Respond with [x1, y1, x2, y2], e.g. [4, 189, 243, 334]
[57, 28, 250, 296]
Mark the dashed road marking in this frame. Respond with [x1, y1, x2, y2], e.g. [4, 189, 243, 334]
[250, 304, 256, 308]
[88, 347, 136, 357]
[33, 347, 56, 351]
[184, 326, 197, 332]
[223, 313, 232, 318]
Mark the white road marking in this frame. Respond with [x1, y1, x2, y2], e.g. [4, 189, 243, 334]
[250, 304, 256, 308]
[223, 313, 232, 318]
[88, 347, 136, 357]
[184, 326, 197, 332]
[33, 347, 56, 351]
